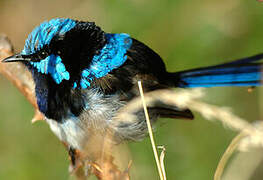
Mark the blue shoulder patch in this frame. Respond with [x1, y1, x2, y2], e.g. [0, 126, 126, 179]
[22, 18, 76, 55]
[78, 33, 132, 89]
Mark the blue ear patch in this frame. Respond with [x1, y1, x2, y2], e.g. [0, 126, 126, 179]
[78, 33, 132, 89]
[30, 55, 70, 84]
[22, 18, 76, 55]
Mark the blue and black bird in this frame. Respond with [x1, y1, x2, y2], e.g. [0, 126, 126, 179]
[3, 18, 263, 157]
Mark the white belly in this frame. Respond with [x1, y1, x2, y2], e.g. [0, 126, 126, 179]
[46, 117, 85, 149]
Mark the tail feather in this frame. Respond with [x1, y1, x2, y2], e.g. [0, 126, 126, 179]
[168, 53, 263, 88]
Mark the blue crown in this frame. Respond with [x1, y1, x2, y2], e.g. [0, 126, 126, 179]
[22, 18, 76, 55]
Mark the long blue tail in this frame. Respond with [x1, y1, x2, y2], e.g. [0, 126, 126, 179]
[169, 53, 263, 88]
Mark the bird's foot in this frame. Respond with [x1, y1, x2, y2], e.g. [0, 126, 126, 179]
[68, 147, 83, 173]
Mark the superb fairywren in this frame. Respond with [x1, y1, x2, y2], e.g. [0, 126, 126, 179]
[3, 18, 263, 153]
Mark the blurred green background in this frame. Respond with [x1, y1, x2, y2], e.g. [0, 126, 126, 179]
[0, 0, 263, 179]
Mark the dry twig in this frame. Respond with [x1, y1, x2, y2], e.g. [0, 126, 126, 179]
[138, 81, 166, 180]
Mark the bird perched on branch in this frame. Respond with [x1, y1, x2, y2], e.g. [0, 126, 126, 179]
[2, 18, 263, 158]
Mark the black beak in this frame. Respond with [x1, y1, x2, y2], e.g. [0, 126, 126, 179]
[2, 54, 31, 63]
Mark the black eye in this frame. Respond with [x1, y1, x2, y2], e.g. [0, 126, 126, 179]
[38, 51, 48, 59]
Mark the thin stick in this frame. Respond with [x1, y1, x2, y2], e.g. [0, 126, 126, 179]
[138, 81, 164, 180]
[158, 146, 167, 180]
[214, 132, 246, 180]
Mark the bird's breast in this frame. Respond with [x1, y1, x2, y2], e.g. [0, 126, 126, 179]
[45, 88, 124, 149]
[45, 88, 161, 149]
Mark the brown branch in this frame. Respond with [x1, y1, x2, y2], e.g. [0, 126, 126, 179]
[0, 34, 44, 122]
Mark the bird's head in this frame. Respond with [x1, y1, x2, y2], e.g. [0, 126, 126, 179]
[3, 18, 132, 89]
[2, 18, 132, 119]
[2, 18, 111, 87]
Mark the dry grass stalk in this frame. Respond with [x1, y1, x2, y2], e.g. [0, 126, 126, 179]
[158, 146, 167, 180]
[214, 132, 247, 180]
[117, 88, 263, 142]
[116, 88, 263, 179]
[138, 81, 166, 180]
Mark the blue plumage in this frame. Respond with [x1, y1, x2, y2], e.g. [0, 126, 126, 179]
[178, 65, 262, 87]
[28, 32, 132, 87]
[174, 53, 263, 88]
[22, 18, 76, 55]
[21, 19, 132, 88]
[30, 54, 70, 84]
[79, 33, 132, 88]
[2, 18, 263, 153]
